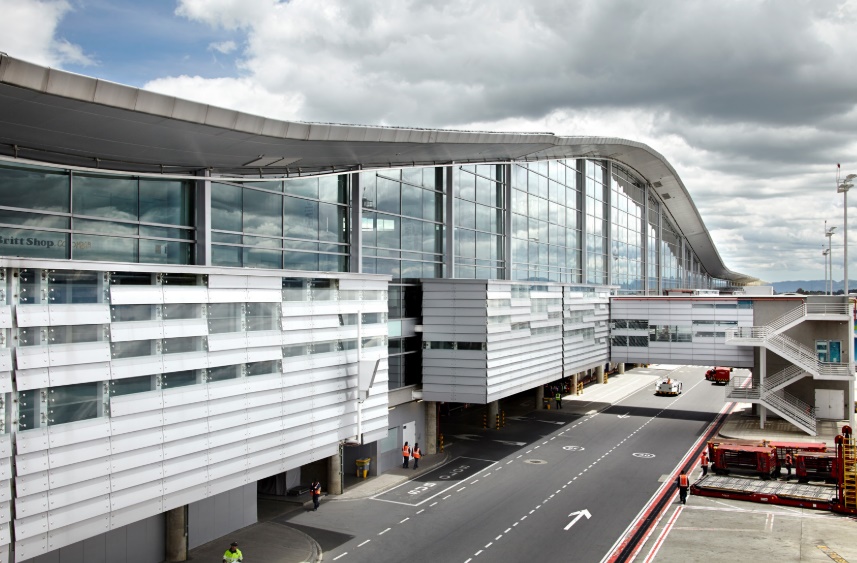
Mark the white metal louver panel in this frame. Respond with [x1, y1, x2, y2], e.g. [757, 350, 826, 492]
[109, 320, 165, 342]
[46, 512, 110, 552]
[207, 275, 249, 289]
[47, 438, 110, 470]
[246, 346, 282, 362]
[13, 491, 45, 518]
[12, 368, 47, 392]
[246, 330, 281, 348]
[109, 391, 164, 417]
[207, 349, 248, 368]
[48, 362, 110, 387]
[14, 428, 49, 456]
[15, 471, 48, 498]
[109, 497, 163, 530]
[109, 427, 163, 455]
[246, 289, 282, 302]
[0, 306, 11, 329]
[13, 347, 49, 370]
[47, 342, 111, 367]
[207, 288, 242, 303]
[207, 332, 248, 352]
[109, 481, 164, 512]
[109, 286, 164, 305]
[13, 450, 47, 477]
[162, 318, 208, 339]
[47, 476, 110, 512]
[14, 304, 49, 328]
[48, 304, 111, 326]
[162, 350, 208, 373]
[47, 418, 111, 449]
[0, 349, 11, 372]
[109, 355, 164, 379]
[108, 445, 164, 475]
[162, 286, 208, 304]
[108, 410, 164, 436]
[47, 456, 111, 489]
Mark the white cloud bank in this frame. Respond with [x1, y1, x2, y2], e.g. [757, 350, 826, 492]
[0, 0, 94, 66]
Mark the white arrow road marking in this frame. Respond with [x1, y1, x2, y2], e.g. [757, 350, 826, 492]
[451, 434, 482, 441]
[494, 440, 527, 446]
[506, 415, 530, 421]
[564, 509, 592, 530]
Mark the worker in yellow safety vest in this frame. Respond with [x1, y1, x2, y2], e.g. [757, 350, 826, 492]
[677, 470, 689, 504]
[222, 541, 243, 562]
[402, 441, 411, 469]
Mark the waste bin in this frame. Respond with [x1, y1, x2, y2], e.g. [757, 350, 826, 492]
[356, 458, 371, 479]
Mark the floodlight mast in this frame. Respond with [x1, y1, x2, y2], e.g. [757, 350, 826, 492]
[837, 169, 855, 295]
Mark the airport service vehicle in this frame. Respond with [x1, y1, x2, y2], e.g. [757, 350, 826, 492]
[709, 443, 778, 478]
[655, 378, 682, 396]
[705, 366, 732, 385]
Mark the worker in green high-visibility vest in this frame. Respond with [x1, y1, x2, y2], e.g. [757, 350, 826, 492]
[555, 391, 562, 409]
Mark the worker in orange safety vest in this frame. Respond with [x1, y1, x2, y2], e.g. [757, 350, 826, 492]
[700, 451, 709, 477]
[402, 441, 411, 469]
[677, 470, 689, 504]
[412, 443, 421, 470]
[783, 452, 793, 480]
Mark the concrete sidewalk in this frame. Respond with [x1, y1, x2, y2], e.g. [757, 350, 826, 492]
[186, 451, 450, 562]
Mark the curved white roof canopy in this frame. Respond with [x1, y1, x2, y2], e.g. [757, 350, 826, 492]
[0, 55, 755, 284]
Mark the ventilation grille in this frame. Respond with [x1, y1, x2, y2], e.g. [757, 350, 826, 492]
[652, 181, 663, 188]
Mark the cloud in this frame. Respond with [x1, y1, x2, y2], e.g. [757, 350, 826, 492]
[0, 0, 94, 67]
[208, 40, 237, 54]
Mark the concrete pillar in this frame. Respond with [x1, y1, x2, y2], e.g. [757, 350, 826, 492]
[535, 386, 544, 410]
[426, 401, 437, 455]
[597, 365, 605, 384]
[760, 405, 767, 429]
[488, 400, 499, 429]
[618, 363, 625, 374]
[165, 506, 187, 562]
[573, 372, 579, 395]
[328, 450, 342, 495]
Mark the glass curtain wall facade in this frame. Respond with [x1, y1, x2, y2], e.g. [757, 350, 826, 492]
[0, 157, 728, 393]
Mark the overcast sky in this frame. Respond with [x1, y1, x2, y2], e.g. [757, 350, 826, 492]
[2, 0, 856, 284]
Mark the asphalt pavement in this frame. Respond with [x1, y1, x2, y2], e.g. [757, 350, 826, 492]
[187, 365, 857, 563]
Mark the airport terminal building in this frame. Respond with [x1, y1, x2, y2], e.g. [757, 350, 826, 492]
[0, 54, 801, 562]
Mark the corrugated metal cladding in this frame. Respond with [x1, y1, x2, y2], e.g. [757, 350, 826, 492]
[421, 280, 611, 404]
[4, 269, 388, 562]
[609, 298, 754, 367]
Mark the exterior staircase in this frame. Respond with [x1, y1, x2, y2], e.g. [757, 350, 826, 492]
[723, 301, 851, 436]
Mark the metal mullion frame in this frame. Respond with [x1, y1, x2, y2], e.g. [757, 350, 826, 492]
[606, 161, 613, 288]
[642, 183, 649, 295]
[445, 166, 455, 278]
[350, 171, 362, 273]
[503, 163, 512, 280]
[578, 159, 587, 285]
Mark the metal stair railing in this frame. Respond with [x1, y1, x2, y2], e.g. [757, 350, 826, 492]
[766, 305, 806, 335]
[805, 303, 851, 316]
[724, 326, 769, 343]
[762, 389, 817, 435]
[725, 304, 849, 345]
[768, 333, 852, 378]
[725, 375, 759, 400]
[762, 365, 805, 393]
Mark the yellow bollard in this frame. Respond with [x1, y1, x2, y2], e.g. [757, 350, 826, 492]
[495, 413, 500, 429]
[440, 434, 444, 453]
[483, 413, 487, 428]
[502, 411, 506, 428]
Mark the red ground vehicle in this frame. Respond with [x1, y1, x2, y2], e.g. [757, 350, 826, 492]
[705, 366, 732, 385]
[766, 440, 827, 475]
[709, 442, 778, 478]
[796, 452, 838, 483]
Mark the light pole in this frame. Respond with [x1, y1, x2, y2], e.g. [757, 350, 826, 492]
[826, 222, 837, 295]
[838, 171, 856, 295]
[823, 248, 830, 294]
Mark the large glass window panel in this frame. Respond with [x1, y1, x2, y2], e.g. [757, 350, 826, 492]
[284, 251, 319, 271]
[139, 179, 193, 226]
[162, 370, 198, 388]
[475, 203, 492, 232]
[244, 247, 282, 269]
[73, 174, 137, 221]
[458, 200, 476, 230]
[401, 218, 423, 252]
[0, 163, 70, 212]
[284, 177, 318, 199]
[457, 228, 476, 258]
[211, 183, 242, 232]
[244, 189, 282, 236]
[423, 190, 441, 221]
[212, 245, 242, 267]
[319, 203, 347, 243]
[457, 168, 476, 201]
[376, 214, 400, 249]
[0, 209, 69, 229]
[248, 360, 281, 376]
[423, 221, 441, 254]
[48, 382, 99, 425]
[140, 240, 191, 265]
[376, 177, 401, 214]
[74, 218, 136, 236]
[401, 183, 422, 218]
[0, 228, 69, 259]
[319, 174, 347, 203]
[283, 196, 319, 240]
[73, 234, 137, 262]
[247, 302, 279, 331]
[207, 365, 239, 382]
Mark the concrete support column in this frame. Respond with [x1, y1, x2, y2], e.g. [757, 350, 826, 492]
[535, 385, 544, 410]
[426, 401, 438, 454]
[760, 405, 767, 428]
[573, 372, 579, 395]
[759, 349, 767, 430]
[618, 363, 625, 374]
[328, 450, 343, 495]
[597, 365, 605, 384]
[488, 400, 499, 429]
[165, 506, 187, 562]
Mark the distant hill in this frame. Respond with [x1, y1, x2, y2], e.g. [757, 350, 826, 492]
[771, 280, 844, 293]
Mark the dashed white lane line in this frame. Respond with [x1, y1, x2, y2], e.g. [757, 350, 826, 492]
[430, 502, 438, 507]
[530, 510, 535, 514]
[543, 441, 549, 444]
[416, 509, 425, 514]
[465, 559, 472, 563]
[526, 449, 533, 453]
[535, 445, 540, 449]
[334, 553, 348, 560]
[504, 528, 512, 533]
[550, 437, 556, 440]
[471, 479, 479, 484]
[358, 540, 371, 547]
[443, 495, 452, 500]
[517, 454, 523, 458]
[475, 550, 483, 556]
[379, 528, 391, 535]
[484, 472, 492, 476]
[485, 542, 493, 548]
[521, 515, 528, 520]
[399, 517, 409, 524]
[506, 460, 514, 464]
[513, 522, 519, 527]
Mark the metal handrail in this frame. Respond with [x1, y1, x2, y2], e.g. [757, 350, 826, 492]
[768, 305, 806, 333]
[768, 333, 851, 377]
[724, 327, 769, 341]
[806, 303, 851, 315]
[763, 364, 804, 393]
[764, 389, 816, 431]
[726, 375, 760, 400]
